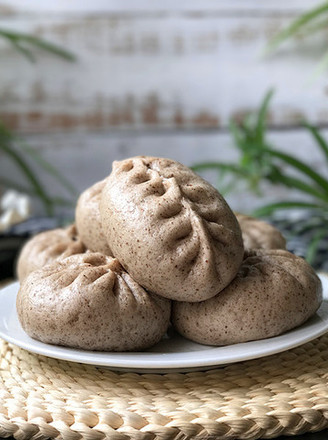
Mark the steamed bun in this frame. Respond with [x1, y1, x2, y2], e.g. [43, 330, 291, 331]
[172, 249, 322, 345]
[17, 252, 171, 351]
[100, 156, 244, 302]
[236, 213, 286, 250]
[16, 224, 85, 281]
[75, 179, 112, 255]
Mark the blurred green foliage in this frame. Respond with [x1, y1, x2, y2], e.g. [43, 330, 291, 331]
[0, 29, 76, 215]
[192, 90, 328, 263]
[265, 1, 328, 76]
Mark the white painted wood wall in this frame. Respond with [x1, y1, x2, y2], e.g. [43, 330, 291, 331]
[0, 0, 327, 214]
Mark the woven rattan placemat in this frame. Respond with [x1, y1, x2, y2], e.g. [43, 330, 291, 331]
[1, 333, 328, 440]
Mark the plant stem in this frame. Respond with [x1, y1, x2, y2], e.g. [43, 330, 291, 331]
[0, 29, 76, 62]
[0, 142, 54, 215]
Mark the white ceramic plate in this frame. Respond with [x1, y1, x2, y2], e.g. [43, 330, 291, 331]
[1, 275, 328, 373]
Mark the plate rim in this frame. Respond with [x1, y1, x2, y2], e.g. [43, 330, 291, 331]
[1, 275, 328, 371]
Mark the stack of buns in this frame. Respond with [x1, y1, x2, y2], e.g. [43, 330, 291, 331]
[16, 156, 322, 351]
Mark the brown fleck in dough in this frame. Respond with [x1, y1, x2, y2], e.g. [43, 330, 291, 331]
[76, 179, 112, 255]
[235, 212, 286, 250]
[16, 224, 85, 282]
[172, 249, 322, 345]
[17, 253, 171, 351]
[100, 156, 244, 302]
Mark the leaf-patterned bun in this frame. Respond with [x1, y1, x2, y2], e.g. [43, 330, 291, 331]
[235, 213, 286, 250]
[17, 253, 171, 351]
[172, 249, 322, 346]
[100, 156, 244, 302]
[76, 179, 113, 256]
[16, 224, 85, 282]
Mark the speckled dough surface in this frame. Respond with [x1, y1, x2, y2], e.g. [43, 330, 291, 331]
[16, 225, 85, 282]
[235, 213, 286, 250]
[17, 252, 171, 351]
[100, 156, 244, 302]
[75, 179, 112, 255]
[172, 249, 322, 345]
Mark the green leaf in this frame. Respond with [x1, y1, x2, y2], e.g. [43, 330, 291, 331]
[239, 120, 255, 145]
[255, 89, 274, 143]
[0, 121, 14, 139]
[310, 48, 328, 81]
[0, 120, 76, 212]
[289, 218, 326, 236]
[267, 166, 328, 202]
[0, 178, 74, 208]
[6, 38, 36, 62]
[0, 142, 54, 215]
[304, 122, 328, 165]
[306, 228, 327, 264]
[296, 16, 328, 37]
[264, 2, 328, 54]
[229, 119, 244, 151]
[264, 148, 328, 195]
[20, 143, 77, 196]
[219, 180, 238, 197]
[0, 28, 76, 62]
[191, 162, 249, 177]
[0, 177, 38, 195]
[252, 201, 324, 217]
[49, 197, 75, 207]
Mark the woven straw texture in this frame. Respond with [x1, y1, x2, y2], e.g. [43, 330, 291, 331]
[1, 335, 328, 440]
